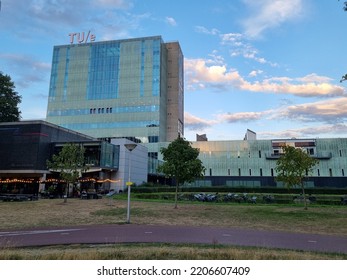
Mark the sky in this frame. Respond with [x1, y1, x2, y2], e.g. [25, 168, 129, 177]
[1, 0, 347, 141]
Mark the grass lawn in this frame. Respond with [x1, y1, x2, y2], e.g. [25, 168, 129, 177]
[1, 196, 346, 259]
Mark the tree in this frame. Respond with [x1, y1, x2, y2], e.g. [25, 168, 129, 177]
[158, 137, 206, 209]
[341, 0, 347, 11]
[47, 143, 88, 202]
[275, 145, 318, 210]
[0, 72, 22, 122]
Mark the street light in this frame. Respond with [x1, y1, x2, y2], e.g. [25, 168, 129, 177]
[124, 143, 137, 224]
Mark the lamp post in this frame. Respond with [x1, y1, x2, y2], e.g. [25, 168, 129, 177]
[124, 143, 137, 224]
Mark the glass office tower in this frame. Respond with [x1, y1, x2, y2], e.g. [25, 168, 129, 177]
[46, 36, 184, 143]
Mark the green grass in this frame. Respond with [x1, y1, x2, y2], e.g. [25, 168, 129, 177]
[1, 197, 346, 235]
[1, 243, 346, 260]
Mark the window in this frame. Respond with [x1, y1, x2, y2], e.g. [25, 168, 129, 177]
[148, 152, 158, 159]
[260, 168, 263, 177]
[148, 136, 159, 143]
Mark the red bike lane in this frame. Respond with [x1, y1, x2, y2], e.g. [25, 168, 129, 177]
[1, 224, 347, 254]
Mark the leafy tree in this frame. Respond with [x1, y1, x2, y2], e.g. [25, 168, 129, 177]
[47, 143, 88, 202]
[158, 137, 205, 208]
[275, 145, 318, 210]
[341, 0, 347, 11]
[0, 72, 22, 122]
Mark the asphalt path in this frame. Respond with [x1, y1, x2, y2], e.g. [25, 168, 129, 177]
[1, 224, 347, 254]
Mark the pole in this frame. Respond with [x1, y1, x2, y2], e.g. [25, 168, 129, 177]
[124, 143, 137, 224]
[126, 153, 131, 223]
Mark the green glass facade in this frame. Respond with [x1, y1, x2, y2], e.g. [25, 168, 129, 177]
[153, 138, 347, 188]
[46, 36, 183, 143]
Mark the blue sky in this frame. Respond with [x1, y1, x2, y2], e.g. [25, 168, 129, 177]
[1, 0, 347, 141]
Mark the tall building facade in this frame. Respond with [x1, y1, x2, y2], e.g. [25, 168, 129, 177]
[46, 36, 183, 143]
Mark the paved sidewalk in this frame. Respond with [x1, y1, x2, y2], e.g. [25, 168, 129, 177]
[1, 224, 347, 254]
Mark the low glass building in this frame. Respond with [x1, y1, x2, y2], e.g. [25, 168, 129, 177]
[0, 121, 122, 195]
[153, 138, 347, 188]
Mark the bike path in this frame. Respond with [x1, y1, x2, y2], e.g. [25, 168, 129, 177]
[1, 224, 347, 254]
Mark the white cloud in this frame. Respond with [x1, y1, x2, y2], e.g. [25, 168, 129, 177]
[212, 97, 347, 126]
[95, 0, 133, 9]
[1, 0, 137, 41]
[220, 32, 277, 66]
[259, 124, 347, 139]
[195, 26, 220, 35]
[185, 95, 347, 139]
[185, 58, 245, 91]
[185, 57, 346, 97]
[216, 111, 266, 123]
[184, 112, 217, 130]
[195, 28, 278, 67]
[242, 0, 305, 38]
[249, 70, 263, 77]
[0, 53, 51, 88]
[297, 73, 333, 84]
[259, 129, 303, 139]
[243, 78, 345, 97]
[165, 16, 177, 26]
[220, 33, 244, 44]
[280, 97, 347, 122]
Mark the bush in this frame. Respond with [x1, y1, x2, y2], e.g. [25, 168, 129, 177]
[130, 185, 346, 206]
[134, 184, 347, 195]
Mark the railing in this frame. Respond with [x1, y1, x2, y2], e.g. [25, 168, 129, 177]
[265, 152, 332, 160]
[265, 153, 282, 159]
[313, 152, 332, 159]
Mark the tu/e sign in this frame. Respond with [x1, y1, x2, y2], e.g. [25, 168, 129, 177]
[69, 31, 96, 44]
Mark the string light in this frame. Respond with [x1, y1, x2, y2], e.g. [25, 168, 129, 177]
[0, 178, 36, 184]
[0, 178, 120, 184]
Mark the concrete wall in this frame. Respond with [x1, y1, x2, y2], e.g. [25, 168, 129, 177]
[111, 139, 148, 192]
